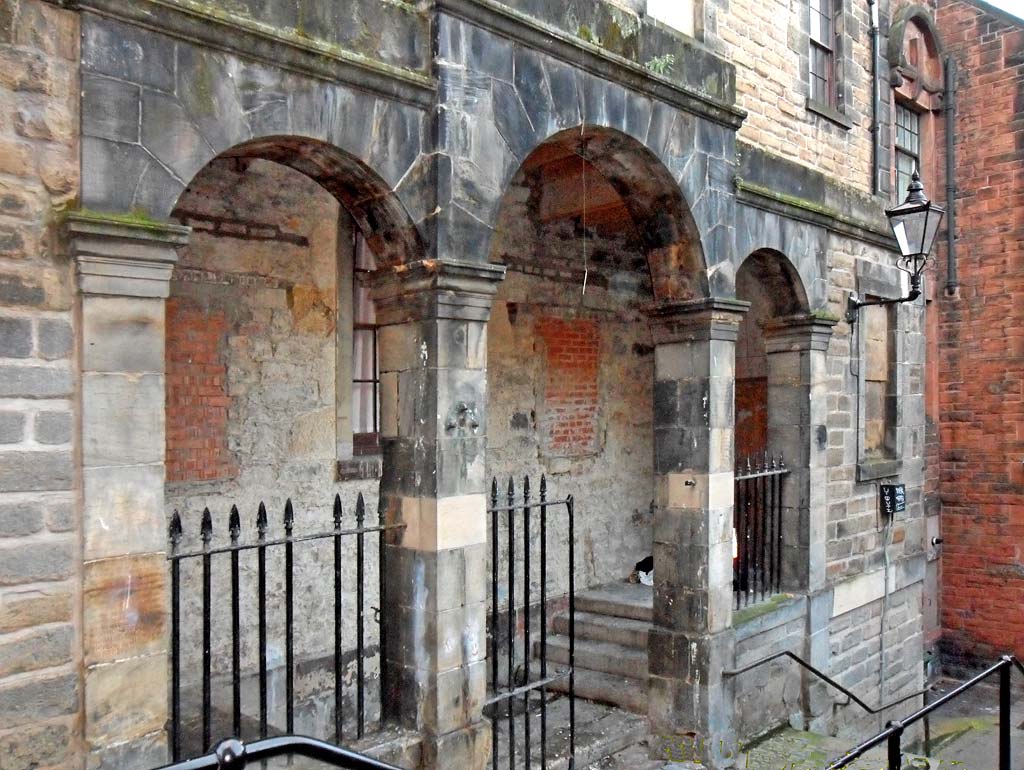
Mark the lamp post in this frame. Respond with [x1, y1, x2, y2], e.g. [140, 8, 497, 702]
[846, 169, 945, 323]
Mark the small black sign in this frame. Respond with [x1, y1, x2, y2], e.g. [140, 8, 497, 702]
[880, 484, 906, 518]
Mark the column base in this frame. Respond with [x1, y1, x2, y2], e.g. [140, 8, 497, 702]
[420, 720, 491, 770]
[648, 627, 737, 769]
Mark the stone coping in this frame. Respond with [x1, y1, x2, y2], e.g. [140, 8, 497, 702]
[734, 593, 805, 644]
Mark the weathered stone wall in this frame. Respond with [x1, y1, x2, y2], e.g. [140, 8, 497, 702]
[828, 581, 924, 738]
[0, 2, 80, 769]
[733, 597, 807, 742]
[823, 234, 927, 582]
[704, 0, 874, 194]
[487, 271, 655, 596]
[165, 157, 382, 734]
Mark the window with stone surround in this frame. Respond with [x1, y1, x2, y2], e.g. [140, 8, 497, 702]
[895, 103, 921, 200]
[351, 235, 380, 455]
[888, 11, 943, 201]
[808, 0, 842, 109]
[862, 301, 897, 461]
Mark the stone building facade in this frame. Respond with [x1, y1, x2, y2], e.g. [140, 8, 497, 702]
[0, 0, 972, 768]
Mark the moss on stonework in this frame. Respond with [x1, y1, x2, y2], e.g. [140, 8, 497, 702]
[165, 0, 433, 82]
[733, 592, 795, 626]
[65, 207, 177, 232]
[811, 309, 841, 322]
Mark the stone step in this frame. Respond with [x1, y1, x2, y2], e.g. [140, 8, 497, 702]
[538, 634, 649, 680]
[576, 582, 654, 623]
[552, 610, 650, 649]
[548, 667, 648, 714]
[492, 695, 650, 770]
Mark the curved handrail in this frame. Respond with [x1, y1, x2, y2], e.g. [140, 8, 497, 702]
[825, 655, 1024, 770]
[723, 649, 932, 715]
[154, 735, 403, 770]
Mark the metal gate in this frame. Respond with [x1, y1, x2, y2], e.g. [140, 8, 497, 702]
[733, 453, 789, 607]
[486, 475, 576, 770]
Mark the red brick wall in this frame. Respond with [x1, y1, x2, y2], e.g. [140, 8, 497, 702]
[536, 317, 600, 457]
[165, 298, 235, 482]
[935, 0, 1024, 665]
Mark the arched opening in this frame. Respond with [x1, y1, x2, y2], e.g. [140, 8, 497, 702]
[163, 137, 423, 752]
[735, 249, 809, 459]
[485, 126, 707, 713]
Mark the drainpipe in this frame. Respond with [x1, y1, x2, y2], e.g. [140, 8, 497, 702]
[868, 0, 881, 195]
[944, 55, 959, 293]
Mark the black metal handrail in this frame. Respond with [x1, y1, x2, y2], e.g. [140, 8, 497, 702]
[723, 650, 931, 715]
[155, 735, 402, 770]
[825, 654, 1024, 770]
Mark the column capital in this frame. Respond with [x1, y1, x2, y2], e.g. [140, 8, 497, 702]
[762, 313, 838, 353]
[645, 297, 750, 344]
[369, 259, 507, 324]
[65, 212, 190, 298]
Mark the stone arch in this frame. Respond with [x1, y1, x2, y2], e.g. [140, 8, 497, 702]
[78, 39, 431, 268]
[490, 125, 709, 302]
[204, 136, 428, 269]
[887, 5, 946, 93]
[736, 248, 810, 318]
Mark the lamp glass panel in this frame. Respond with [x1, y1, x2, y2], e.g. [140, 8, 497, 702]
[922, 207, 944, 257]
[890, 212, 916, 256]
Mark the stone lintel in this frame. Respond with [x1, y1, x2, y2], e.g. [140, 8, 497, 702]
[646, 297, 750, 344]
[762, 314, 838, 353]
[66, 212, 190, 298]
[370, 259, 507, 324]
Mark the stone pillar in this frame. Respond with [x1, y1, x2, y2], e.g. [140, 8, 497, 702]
[762, 314, 836, 732]
[67, 213, 189, 769]
[371, 259, 505, 770]
[646, 298, 748, 770]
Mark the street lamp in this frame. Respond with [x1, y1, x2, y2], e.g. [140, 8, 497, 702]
[846, 169, 945, 323]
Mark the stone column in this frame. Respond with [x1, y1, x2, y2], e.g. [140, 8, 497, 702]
[646, 298, 748, 770]
[67, 213, 189, 769]
[371, 259, 505, 770]
[761, 314, 836, 732]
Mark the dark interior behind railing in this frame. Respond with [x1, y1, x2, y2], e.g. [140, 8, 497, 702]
[733, 453, 789, 607]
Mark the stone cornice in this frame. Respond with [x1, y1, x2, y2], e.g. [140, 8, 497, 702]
[645, 297, 750, 343]
[370, 259, 508, 324]
[762, 314, 838, 353]
[65, 211, 191, 298]
[52, 0, 436, 110]
[433, 0, 747, 130]
[735, 178, 897, 251]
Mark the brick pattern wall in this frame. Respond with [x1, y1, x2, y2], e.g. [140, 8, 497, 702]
[0, 1, 81, 768]
[166, 298, 234, 482]
[536, 317, 601, 457]
[935, 0, 1024, 665]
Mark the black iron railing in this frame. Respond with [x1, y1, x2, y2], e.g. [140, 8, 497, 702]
[734, 453, 789, 607]
[487, 475, 576, 770]
[155, 735, 401, 770]
[724, 650, 931, 715]
[826, 655, 1024, 770]
[168, 494, 402, 761]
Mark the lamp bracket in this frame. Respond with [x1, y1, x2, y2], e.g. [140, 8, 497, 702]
[845, 288, 921, 324]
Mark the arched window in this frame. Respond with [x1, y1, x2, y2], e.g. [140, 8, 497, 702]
[888, 8, 945, 199]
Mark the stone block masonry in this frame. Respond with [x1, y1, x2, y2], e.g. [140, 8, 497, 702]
[0, 2, 81, 770]
[934, 0, 1024, 668]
